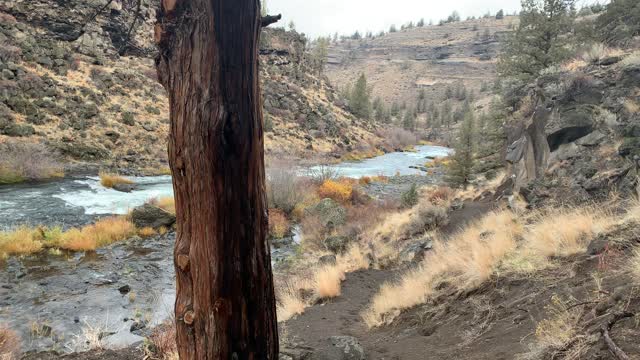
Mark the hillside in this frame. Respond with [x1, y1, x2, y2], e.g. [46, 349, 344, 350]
[0, 0, 384, 175]
[326, 17, 517, 110]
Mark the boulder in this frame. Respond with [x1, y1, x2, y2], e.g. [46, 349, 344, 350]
[112, 183, 136, 193]
[576, 130, 605, 146]
[400, 238, 433, 263]
[311, 336, 365, 360]
[130, 204, 176, 229]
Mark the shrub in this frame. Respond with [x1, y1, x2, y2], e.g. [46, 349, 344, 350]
[0, 141, 64, 184]
[317, 179, 353, 204]
[400, 183, 419, 208]
[147, 321, 178, 360]
[378, 127, 417, 150]
[267, 163, 303, 214]
[358, 176, 372, 185]
[99, 172, 134, 189]
[307, 164, 340, 184]
[0, 326, 20, 360]
[424, 186, 455, 205]
[269, 209, 290, 239]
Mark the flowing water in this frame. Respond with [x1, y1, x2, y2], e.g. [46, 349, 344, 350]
[0, 145, 450, 352]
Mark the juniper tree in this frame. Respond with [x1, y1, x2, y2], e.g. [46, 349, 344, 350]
[447, 112, 477, 187]
[349, 73, 371, 119]
[597, 0, 640, 46]
[498, 0, 576, 81]
[403, 108, 416, 131]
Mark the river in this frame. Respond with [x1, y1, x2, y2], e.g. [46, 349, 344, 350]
[0, 145, 451, 229]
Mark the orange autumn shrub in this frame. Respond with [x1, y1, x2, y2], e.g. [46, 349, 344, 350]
[317, 179, 353, 204]
[269, 209, 290, 239]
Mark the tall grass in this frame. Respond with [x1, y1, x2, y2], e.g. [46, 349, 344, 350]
[364, 205, 617, 327]
[0, 326, 19, 360]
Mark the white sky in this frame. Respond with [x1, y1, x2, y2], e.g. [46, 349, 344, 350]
[266, 0, 522, 38]
[265, 0, 604, 39]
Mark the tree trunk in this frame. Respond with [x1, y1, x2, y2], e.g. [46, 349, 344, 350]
[155, 0, 278, 358]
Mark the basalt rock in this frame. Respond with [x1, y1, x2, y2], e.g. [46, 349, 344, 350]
[130, 204, 175, 229]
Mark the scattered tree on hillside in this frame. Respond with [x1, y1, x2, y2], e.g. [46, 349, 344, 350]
[403, 108, 416, 131]
[288, 20, 295, 31]
[310, 37, 330, 74]
[351, 31, 362, 40]
[390, 101, 400, 117]
[496, 9, 505, 19]
[390, 24, 397, 32]
[477, 99, 507, 170]
[447, 11, 461, 23]
[498, 0, 576, 81]
[417, 18, 425, 27]
[447, 112, 477, 187]
[155, 0, 279, 357]
[349, 73, 372, 119]
[597, 0, 640, 46]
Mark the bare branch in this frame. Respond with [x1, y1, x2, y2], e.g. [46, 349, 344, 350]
[600, 312, 634, 360]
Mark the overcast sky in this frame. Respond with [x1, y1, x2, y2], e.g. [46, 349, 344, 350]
[265, 0, 602, 39]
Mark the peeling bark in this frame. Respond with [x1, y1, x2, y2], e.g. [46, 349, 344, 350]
[155, 0, 279, 358]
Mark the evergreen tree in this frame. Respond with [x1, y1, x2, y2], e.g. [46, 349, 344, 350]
[389, 24, 397, 32]
[402, 108, 416, 131]
[447, 112, 477, 187]
[496, 9, 505, 19]
[310, 37, 329, 74]
[498, 0, 576, 81]
[390, 101, 400, 116]
[349, 73, 371, 119]
[417, 18, 425, 27]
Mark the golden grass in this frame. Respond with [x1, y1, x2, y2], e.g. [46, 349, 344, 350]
[0, 217, 136, 257]
[0, 227, 44, 257]
[138, 227, 157, 238]
[99, 172, 134, 189]
[630, 249, 640, 284]
[364, 205, 617, 327]
[146, 321, 178, 360]
[276, 244, 371, 322]
[372, 197, 448, 243]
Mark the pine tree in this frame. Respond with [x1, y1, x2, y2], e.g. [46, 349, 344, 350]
[498, 0, 576, 81]
[447, 112, 477, 187]
[310, 37, 330, 74]
[349, 73, 371, 119]
[496, 9, 505, 19]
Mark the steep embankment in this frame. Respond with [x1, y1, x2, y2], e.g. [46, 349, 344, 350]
[0, 1, 383, 174]
[326, 17, 516, 110]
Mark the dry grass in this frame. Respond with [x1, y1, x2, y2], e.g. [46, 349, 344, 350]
[269, 209, 290, 238]
[580, 43, 624, 64]
[276, 282, 309, 321]
[138, 227, 157, 238]
[533, 295, 581, 352]
[372, 196, 448, 243]
[0, 326, 20, 360]
[59, 217, 136, 251]
[315, 265, 345, 298]
[0, 227, 44, 258]
[147, 320, 178, 360]
[147, 197, 176, 214]
[630, 248, 640, 284]
[99, 172, 134, 189]
[364, 204, 618, 327]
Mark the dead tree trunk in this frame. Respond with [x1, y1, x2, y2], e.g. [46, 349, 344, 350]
[155, 0, 278, 358]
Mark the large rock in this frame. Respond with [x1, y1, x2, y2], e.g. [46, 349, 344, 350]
[130, 204, 175, 229]
[311, 336, 365, 360]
